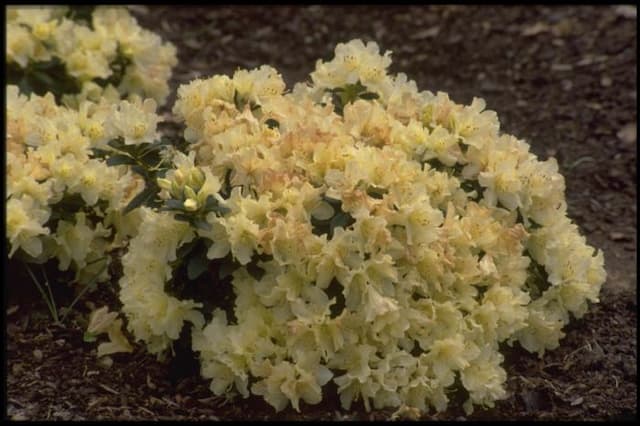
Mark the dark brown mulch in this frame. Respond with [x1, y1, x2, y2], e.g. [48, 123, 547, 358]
[5, 4, 637, 421]
[5, 285, 636, 421]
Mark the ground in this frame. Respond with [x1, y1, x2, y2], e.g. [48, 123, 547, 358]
[5, 5, 637, 421]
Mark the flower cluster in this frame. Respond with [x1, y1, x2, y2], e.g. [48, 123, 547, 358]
[6, 5, 177, 105]
[118, 39, 605, 414]
[6, 84, 162, 284]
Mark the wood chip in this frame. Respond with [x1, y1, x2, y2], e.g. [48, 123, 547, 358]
[616, 123, 637, 145]
[571, 396, 584, 406]
[9, 398, 26, 408]
[614, 5, 637, 19]
[98, 356, 113, 369]
[609, 232, 629, 241]
[146, 373, 156, 390]
[98, 383, 119, 395]
[410, 26, 440, 40]
[551, 63, 573, 72]
[139, 406, 156, 417]
[11, 412, 29, 421]
[162, 397, 179, 407]
[184, 38, 202, 49]
[11, 363, 23, 375]
[87, 396, 107, 409]
[522, 22, 549, 36]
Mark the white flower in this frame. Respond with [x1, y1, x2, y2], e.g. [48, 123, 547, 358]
[6, 195, 50, 258]
[106, 98, 159, 145]
[311, 39, 392, 93]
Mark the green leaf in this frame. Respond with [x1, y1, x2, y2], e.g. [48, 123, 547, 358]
[83, 331, 97, 343]
[204, 195, 218, 210]
[30, 70, 56, 87]
[218, 261, 237, 280]
[331, 93, 344, 116]
[461, 179, 484, 201]
[220, 169, 233, 199]
[246, 260, 266, 281]
[124, 186, 157, 215]
[92, 42, 131, 88]
[107, 138, 126, 150]
[265, 118, 279, 129]
[330, 211, 355, 232]
[366, 185, 387, 199]
[322, 195, 342, 206]
[187, 252, 210, 281]
[90, 148, 112, 159]
[31, 57, 64, 70]
[524, 250, 550, 300]
[359, 92, 379, 100]
[16, 57, 82, 101]
[214, 204, 231, 216]
[130, 165, 148, 179]
[193, 218, 212, 232]
[174, 213, 191, 222]
[18, 77, 33, 96]
[176, 240, 198, 259]
[66, 5, 96, 25]
[324, 279, 346, 319]
[233, 90, 242, 110]
[528, 219, 542, 230]
[106, 154, 136, 167]
[163, 199, 186, 211]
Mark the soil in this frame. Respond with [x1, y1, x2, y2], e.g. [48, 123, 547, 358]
[5, 5, 637, 421]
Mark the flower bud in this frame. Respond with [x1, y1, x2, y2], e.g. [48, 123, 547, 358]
[183, 198, 198, 211]
[189, 168, 206, 190]
[197, 190, 209, 207]
[157, 178, 172, 191]
[183, 185, 198, 201]
[174, 169, 186, 185]
[171, 181, 182, 199]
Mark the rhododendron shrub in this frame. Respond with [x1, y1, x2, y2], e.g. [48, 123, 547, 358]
[5, 85, 165, 284]
[117, 40, 606, 414]
[6, 5, 177, 106]
[5, 5, 176, 288]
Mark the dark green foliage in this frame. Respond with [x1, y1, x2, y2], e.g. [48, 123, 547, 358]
[515, 208, 542, 231]
[265, 118, 280, 129]
[461, 179, 485, 201]
[311, 195, 356, 239]
[92, 136, 191, 214]
[523, 249, 550, 300]
[324, 278, 346, 319]
[44, 193, 109, 231]
[93, 43, 132, 89]
[233, 89, 261, 112]
[366, 185, 388, 200]
[166, 240, 238, 325]
[422, 158, 464, 176]
[163, 194, 230, 231]
[65, 5, 96, 26]
[7, 58, 81, 102]
[325, 80, 380, 116]
[187, 246, 210, 281]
